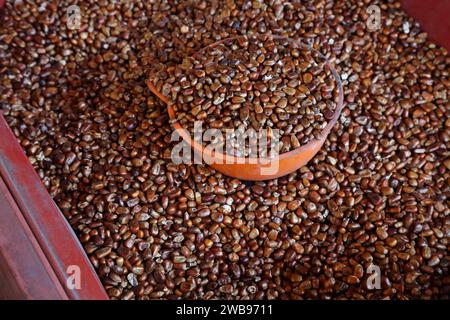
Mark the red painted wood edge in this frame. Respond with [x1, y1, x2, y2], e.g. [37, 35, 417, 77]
[0, 176, 68, 299]
[0, 114, 108, 300]
[401, 0, 450, 51]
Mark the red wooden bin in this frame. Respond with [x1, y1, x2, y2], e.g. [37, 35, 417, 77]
[0, 0, 448, 300]
[0, 113, 108, 299]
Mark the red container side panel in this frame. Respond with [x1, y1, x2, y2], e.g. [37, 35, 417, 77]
[402, 0, 450, 51]
[0, 114, 108, 300]
[0, 177, 68, 299]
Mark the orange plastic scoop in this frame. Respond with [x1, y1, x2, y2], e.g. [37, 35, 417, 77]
[147, 35, 344, 181]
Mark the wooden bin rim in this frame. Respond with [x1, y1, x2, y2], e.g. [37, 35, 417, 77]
[0, 113, 108, 300]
